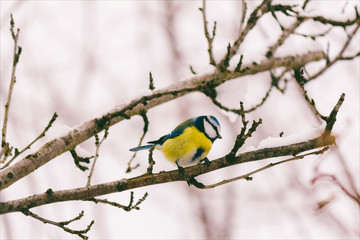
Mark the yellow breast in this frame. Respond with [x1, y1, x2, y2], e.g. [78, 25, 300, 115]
[160, 126, 212, 166]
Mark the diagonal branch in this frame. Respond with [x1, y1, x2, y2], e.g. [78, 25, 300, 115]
[0, 51, 326, 191]
[0, 132, 335, 215]
[190, 147, 330, 189]
[217, 0, 271, 68]
[200, 0, 216, 65]
[0, 113, 58, 169]
[0, 91, 343, 214]
[21, 209, 94, 240]
[307, 21, 360, 81]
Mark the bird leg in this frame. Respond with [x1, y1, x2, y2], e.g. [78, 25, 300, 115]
[200, 157, 211, 167]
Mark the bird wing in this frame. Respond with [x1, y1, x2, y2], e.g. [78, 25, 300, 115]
[147, 118, 194, 145]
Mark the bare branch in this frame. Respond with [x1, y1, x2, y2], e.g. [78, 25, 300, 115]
[1, 112, 58, 169]
[87, 128, 109, 187]
[200, 0, 216, 65]
[0, 133, 335, 215]
[239, 0, 247, 34]
[225, 102, 262, 161]
[145, 146, 155, 175]
[294, 68, 328, 120]
[308, 21, 360, 81]
[312, 173, 360, 205]
[1, 14, 22, 160]
[21, 209, 94, 240]
[89, 191, 149, 211]
[0, 50, 326, 191]
[266, 18, 304, 58]
[148, 72, 155, 91]
[217, 0, 271, 68]
[126, 110, 149, 173]
[0, 90, 343, 214]
[191, 147, 330, 189]
[70, 149, 92, 171]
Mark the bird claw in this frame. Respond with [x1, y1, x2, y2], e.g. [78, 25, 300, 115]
[176, 162, 194, 185]
[200, 157, 211, 167]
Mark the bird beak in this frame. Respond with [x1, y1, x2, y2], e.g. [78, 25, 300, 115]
[217, 133, 222, 139]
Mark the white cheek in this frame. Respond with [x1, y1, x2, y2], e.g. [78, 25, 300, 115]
[204, 120, 217, 139]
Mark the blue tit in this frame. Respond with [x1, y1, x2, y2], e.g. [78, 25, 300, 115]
[130, 115, 222, 167]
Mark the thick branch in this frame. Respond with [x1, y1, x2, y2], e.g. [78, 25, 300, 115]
[0, 51, 326, 191]
[0, 132, 335, 215]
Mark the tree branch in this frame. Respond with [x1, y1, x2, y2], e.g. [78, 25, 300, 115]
[0, 132, 336, 215]
[1, 14, 22, 160]
[21, 209, 94, 240]
[190, 147, 330, 189]
[0, 90, 343, 214]
[200, 0, 216, 65]
[0, 51, 326, 191]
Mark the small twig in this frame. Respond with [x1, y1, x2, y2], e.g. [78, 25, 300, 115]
[1, 14, 22, 160]
[21, 209, 94, 240]
[189, 65, 197, 75]
[70, 149, 93, 171]
[294, 27, 331, 40]
[234, 54, 244, 72]
[210, 82, 273, 114]
[87, 128, 109, 186]
[217, 0, 271, 68]
[146, 146, 155, 175]
[324, 93, 345, 133]
[302, 0, 311, 10]
[1, 113, 58, 169]
[89, 191, 149, 211]
[294, 68, 328, 121]
[307, 21, 360, 81]
[191, 147, 329, 189]
[59, 210, 85, 226]
[339, 52, 360, 60]
[266, 19, 303, 58]
[239, 0, 247, 34]
[312, 173, 360, 205]
[270, 70, 289, 93]
[148, 72, 155, 90]
[226, 103, 262, 162]
[126, 110, 149, 173]
[218, 43, 231, 72]
[200, 0, 216, 65]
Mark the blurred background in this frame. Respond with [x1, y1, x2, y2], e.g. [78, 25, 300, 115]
[1, 1, 359, 239]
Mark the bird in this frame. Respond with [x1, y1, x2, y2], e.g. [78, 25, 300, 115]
[129, 115, 222, 168]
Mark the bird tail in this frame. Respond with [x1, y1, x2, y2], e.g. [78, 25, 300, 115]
[129, 145, 153, 152]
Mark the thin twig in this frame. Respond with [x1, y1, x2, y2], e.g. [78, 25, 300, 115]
[312, 173, 360, 205]
[226, 102, 262, 161]
[200, 0, 216, 65]
[294, 68, 328, 120]
[146, 146, 155, 175]
[0, 113, 58, 169]
[1, 14, 22, 160]
[239, 0, 247, 34]
[127, 110, 149, 173]
[307, 21, 360, 81]
[217, 0, 271, 69]
[87, 128, 109, 187]
[0, 132, 337, 215]
[89, 191, 149, 211]
[191, 147, 330, 189]
[209, 82, 273, 114]
[0, 50, 329, 191]
[266, 19, 304, 58]
[0, 92, 343, 213]
[21, 209, 94, 240]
